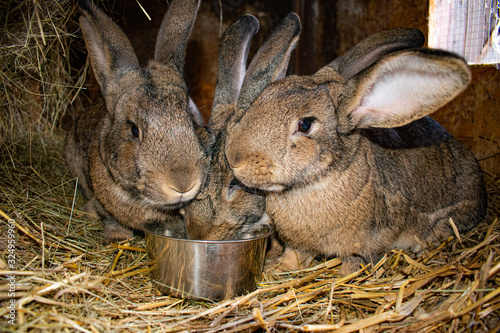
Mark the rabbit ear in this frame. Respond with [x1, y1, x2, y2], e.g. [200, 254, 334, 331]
[236, 13, 301, 112]
[188, 97, 204, 126]
[337, 49, 471, 133]
[78, 0, 140, 90]
[313, 28, 425, 83]
[210, 15, 259, 129]
[154, 0, 200, 72]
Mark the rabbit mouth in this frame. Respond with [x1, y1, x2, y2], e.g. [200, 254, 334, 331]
[249, 183, 286, 192]
[142, 178, 202, 205]
[140, 183, 201, 208]
[263, 184, 287, 192]
[229, 170, 284, 192]
[236, 177, 286, 193]
[231, 173, 287, 193]
[141, 195, 192, 210]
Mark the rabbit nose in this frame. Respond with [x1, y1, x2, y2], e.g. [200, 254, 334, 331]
[170, 180, 197, 195]
[161, 171, 201, 200]
[227, 150, 243, 169]
[178, 176, 203, 194]
[225, 142, 243, 169]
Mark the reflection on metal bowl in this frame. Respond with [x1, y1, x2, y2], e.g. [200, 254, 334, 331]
[143, 219, 273, 300]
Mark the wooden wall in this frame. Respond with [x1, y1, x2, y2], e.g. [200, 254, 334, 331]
[113, 0, 293, 123]
[105, 0, 499, 175]
[327, 0, 499, 177]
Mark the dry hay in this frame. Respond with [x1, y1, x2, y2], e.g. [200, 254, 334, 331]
[0, 0, 85, 138]
[0, 131, 499, 333]
[1, 0, 500, 331]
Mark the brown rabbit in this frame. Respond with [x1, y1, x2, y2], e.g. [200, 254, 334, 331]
[224, 27, 487, 274]
[182, 14, 301, 240]
[64, 0, 212, 242]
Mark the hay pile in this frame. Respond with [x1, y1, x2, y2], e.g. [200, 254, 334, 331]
[0, 0, 85, 138]
[1, 0, 499, 331]
[0, 133, 499, 332]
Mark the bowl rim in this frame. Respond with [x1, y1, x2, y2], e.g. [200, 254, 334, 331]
[141, 220, 274, 244]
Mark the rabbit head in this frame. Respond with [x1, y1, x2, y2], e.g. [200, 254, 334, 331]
[183, 14, 300, 240]
[225, 28, 473, 190]
[224, 27, 486, 274]
[65, 0, 212, 241]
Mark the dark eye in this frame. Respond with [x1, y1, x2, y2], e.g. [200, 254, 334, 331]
[296, 117, 315, 135]
[131, 124, 140, 138]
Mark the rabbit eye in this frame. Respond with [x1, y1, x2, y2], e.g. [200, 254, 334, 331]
[296, 117, 316, 135]
[130, 123, 140, 139]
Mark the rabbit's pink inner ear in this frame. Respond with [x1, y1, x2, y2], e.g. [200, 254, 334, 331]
[79, 17, 108, 85]
[270, 34, 299, 82]
[213, 15, 259, 109]
[188, 98, 204, 126]
[237, 13, 301, 112]
[348, 51, 471, 129]
[350, 71, 442, 129]
[78, 8, 139, 89]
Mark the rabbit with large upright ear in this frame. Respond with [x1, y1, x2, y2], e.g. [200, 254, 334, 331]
[225, 28, 487, 274]
[182, 13, 301, 240]
[64, 0, 212, 242]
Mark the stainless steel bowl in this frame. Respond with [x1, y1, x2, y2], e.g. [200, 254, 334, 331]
[143, 220, 273, 300]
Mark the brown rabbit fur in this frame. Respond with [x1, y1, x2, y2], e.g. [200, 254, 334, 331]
[182, 130, 269, 240]
[225, 27, 487, 275]
[64, 0, 212, 242]
[183, 14, 302, 240]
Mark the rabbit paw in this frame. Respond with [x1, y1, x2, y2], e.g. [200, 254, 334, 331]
[102, 218, 134, 244]
[337, 256, 366, 276]
[81, 200, 99, 218]
[265, 246, 314, 273]
[337, 254, 386, 276]
[265, 236, 285, 260]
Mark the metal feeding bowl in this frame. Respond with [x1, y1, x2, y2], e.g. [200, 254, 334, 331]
[143, 220, 273, 300]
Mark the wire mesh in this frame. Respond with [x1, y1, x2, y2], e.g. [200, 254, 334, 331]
[429, 0, 500, 64]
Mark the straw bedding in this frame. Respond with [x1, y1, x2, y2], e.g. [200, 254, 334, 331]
[0, 133, 499, 332]
[0, 0, 499, 332]
[0, 0, 86, 138]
